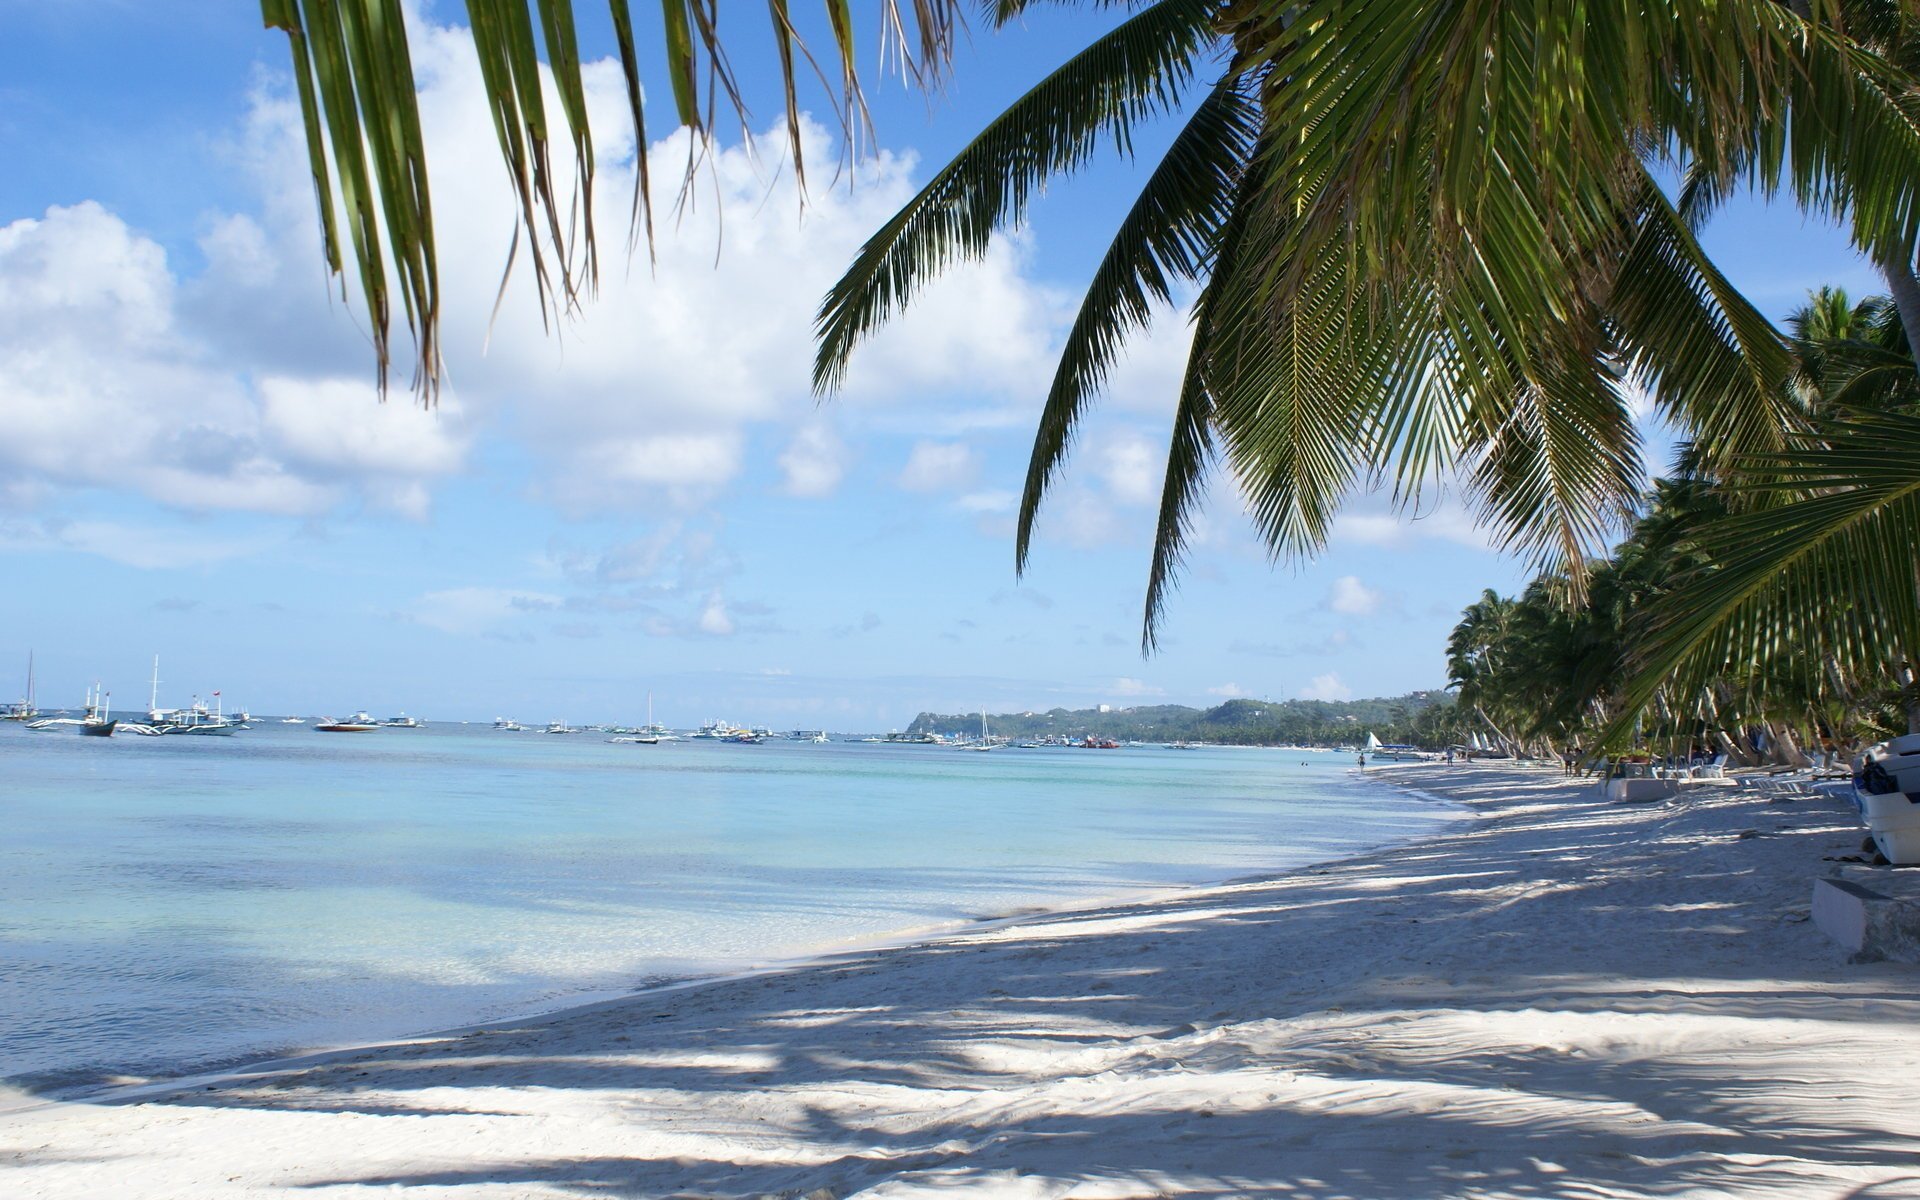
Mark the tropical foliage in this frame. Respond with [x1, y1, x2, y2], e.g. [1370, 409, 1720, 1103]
[1454, 286, 1920, 760]
[906, 694, 1457, 747]
[814, 0, 1920, 652]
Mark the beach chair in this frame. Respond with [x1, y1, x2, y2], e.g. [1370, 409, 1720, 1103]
[1689, 754, 1728, 780]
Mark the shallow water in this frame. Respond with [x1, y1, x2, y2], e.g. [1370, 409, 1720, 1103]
[0, 722, 1448, 1092]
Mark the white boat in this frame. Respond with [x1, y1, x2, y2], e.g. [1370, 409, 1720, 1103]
[137, 657, 240, 735]
[281, 716, 306, 724]
[544, 721, 579, 734]
[380, 713, 424, 728]
[1853, 734, 1920, 864]
[315, 711, 380, 732]
[2, 651, 37, 722]
[493, 717, 523, 731]
[965, 709, 997, 751]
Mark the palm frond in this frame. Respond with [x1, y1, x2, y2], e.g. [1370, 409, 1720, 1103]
[812, 0, 1222, 392]
[1610, 411, 1920, 744]
[261, 0, 968, 398]
[1016, 73, 1258, 576]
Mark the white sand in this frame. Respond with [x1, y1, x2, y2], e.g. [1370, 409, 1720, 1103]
[5, 763, 1919, 1198]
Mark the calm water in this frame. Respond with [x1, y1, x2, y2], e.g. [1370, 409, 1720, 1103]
[0, 722, 1450, 1093]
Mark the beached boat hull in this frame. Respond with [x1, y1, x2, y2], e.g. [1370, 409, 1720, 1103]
[79, 721, 114, 737]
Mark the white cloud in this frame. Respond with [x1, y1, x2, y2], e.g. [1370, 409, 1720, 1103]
[1207, 682, 1248, 698]
[0, 13, 1078, 541]
[1326, 575, 1382, 616]
[698, 591, 735, 636]
[1095, 429, 1161, 507]
[1113, 676, 1163, 697]
[777, 423, 848, 498]
[898, 440, 977, 492]
[1299, 672, 1353, 702]
[1332, 502, 1493, 551]
[0, 201, 465, 518]
[405, 587, 562, 636]
[0, 517, 277, 570]
[955, 489, 1016, 514]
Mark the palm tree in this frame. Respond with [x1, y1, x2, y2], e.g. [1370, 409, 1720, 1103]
[811, 2, 1920, 649]
[260, 5, 1920, 699]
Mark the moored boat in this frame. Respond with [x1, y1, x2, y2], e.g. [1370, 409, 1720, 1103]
[315, 711, 379, 732]
[3, 652, 38, 722]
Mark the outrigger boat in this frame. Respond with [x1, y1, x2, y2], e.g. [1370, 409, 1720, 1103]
[315, 711, 379, 732]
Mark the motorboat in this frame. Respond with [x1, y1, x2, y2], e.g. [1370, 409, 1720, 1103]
[281, 716, 306, 724]
[316, 711, 379, 732]
[1852, 734, 1920, 863]
[380, 713, 424, 728]
[493, 717, 523, 731]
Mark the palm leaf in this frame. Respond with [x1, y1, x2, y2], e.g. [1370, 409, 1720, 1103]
[1016, 73, 1258, 576]
[812, 0, 1222, 392]
[1610, 410, 1920, 744]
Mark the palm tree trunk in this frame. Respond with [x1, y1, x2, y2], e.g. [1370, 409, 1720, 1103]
[1878, 254, 1920, 362]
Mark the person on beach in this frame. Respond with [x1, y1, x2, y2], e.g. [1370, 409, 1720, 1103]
[1357, 751, 1367, 771]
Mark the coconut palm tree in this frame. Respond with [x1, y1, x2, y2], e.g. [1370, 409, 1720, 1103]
[811, 1, 1920, 650]
[262, 4, 1920, 685]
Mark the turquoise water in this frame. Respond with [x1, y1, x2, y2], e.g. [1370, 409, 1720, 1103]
[0, 723, 1449, 1093]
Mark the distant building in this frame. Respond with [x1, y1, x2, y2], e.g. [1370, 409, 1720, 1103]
[1098, 704, 1112, 713]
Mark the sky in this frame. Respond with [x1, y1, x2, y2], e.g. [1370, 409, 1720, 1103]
[0, 1, 1886, 729]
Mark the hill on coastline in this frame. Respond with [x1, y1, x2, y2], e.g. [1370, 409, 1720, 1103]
[905, 693, 1447, 746]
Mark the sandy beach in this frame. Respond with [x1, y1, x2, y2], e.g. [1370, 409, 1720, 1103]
[5, 762, 1918, 1198]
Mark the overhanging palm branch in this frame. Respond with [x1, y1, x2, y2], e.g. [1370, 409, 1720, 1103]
[261, 0, 966, 398]
[1611, 411, 1920, 743]
[815, 0, 1920, 649]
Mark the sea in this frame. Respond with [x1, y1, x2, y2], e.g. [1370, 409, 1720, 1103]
[0, 720, 1454, 1097]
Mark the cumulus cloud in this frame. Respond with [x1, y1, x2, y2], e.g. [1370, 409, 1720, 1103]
[1112, 676, 1163, 697]
[1326, 575, 1382, 616]
[1207, 682, 1249, 698]
[0, 11, 1078, 544]
[0, 202, 467, 520]
[777, 423, 848, 498]
[698, 591, 735, 636]
[1095, 430, 1161, 507]
[897, 440, 977, 492]
[1299, 672, 1353, 702]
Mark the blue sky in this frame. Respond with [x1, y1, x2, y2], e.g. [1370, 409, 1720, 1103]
[0, 2, 1885, 728]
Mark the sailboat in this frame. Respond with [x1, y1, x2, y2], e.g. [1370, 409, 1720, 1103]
[2, 652, 37, 721]
[965, 708, 996, 751]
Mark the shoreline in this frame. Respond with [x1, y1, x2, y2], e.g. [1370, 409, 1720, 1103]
[3, 769, 1468, 1114]
[7, 761, 1917, 1198]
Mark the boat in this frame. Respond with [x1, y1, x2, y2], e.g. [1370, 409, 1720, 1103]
[79, 683, 114, 736]
[135, 658, 240, 735]
[724, 730, 762, 744]
[379, 713, 424, 728]
[281, 716, 306, 724]
[493, 717, 523, 731]
[1853, 734, 1920, 864]
[609, 733, 658, 744]
[315, 710, 379, 732]
[792, 729, 830, 743]
[964, 709, 996, 751]
[544, 721, 580, 734]
[2, 652, 38, 722]
[1080, 736, 1120, 749]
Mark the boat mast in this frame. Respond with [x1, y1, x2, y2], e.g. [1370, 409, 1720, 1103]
[25, 651, 33, 711]
[150, 655, 161, 713]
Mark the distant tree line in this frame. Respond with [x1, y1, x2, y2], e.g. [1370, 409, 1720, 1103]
[906, 694, 1456, 748]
